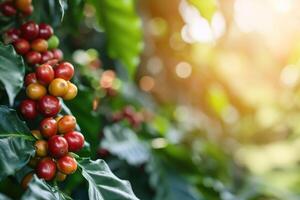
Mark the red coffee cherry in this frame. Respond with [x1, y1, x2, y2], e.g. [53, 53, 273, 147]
[36, 157, 56, 181]
[3, 28, 20, 44]
[48, 135, 68, 158]
[57, 155, 77, 174]
[26, 51, 42, 65]
[39, 23, 53, 39]
[20, 21, 39, 41]
[13, 39, 30, 55]
[40, 117, 57, 138]
[54, 62, 74, 81]
[21, 172, 33, 189]
[38, 95, 61, 117]
[31, 38, 48, 52]
[0, 2, 17, 16]
[21, 4, 33, 16]
[35, 64, 54, 85]
[41, 51, 54, 63]
[57, 115, 76, 134]
[19, 99, 38, 119]
[25, 73, 37, 86]
[52, 49, 63, 60]
[34, 140, 48, 157]
[64, 131, 84, 152]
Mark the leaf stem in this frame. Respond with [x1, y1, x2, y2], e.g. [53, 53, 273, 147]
[0, 133, 35, 141]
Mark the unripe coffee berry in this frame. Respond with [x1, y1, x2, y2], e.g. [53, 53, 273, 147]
[62, 82, 77, 100]
[26, 83, 47, 100]
[49, 78, 68, 97]
[31, 38, 48, 52]
[34, 140, 48, 157]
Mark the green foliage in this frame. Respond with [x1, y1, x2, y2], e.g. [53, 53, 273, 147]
[0, 106, 35, 181]
[147, 155, 202, 200]
[102, 124, 150, 165]
[78, 158, 139, 200]
[30, 0, 66, 27]
[0, 43, 25, 106]
[21, 175, 71, 200]
[188, 0, 217, 22]
[90, 0, 143, 79]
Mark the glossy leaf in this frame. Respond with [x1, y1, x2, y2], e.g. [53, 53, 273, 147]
[147, 155, 202, 200]
[0, 106, 35, 181]
[30, 0, 67, 27]
[90, 0, 143, 79]
[0, 193, 12, 200]
[0, 43, 25, 106]
[21, 175, 72, 200]
[187, 0, 217, 22]
[102, 124, 150, 165]
[78, 158, 139, 200]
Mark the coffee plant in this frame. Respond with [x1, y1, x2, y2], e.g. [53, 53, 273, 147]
[0, 0, 297, 200]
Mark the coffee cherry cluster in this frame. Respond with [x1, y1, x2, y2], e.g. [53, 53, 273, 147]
[111, 106, 144, 128]
[0, 0, 33, 17]
[3, 21, 62, 66]
[28, 115, 84, 181]
[20, 62, 77, 119]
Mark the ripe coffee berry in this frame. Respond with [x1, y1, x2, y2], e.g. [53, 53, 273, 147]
[62, 82, 77, 100]
[40, 117, 57, 138]
[34, 140, 48, 157]
[26, 51, 42, 65]
[36, 64, 54, 85]
[57, 115, 76, 134]
[64, 131, 84, 152]
[15, 0, 32, 12]
[48, 135, 68, 158]
[13, 39, 30, 55]
[57, 155, 77, 174]
[49, 78, 68, 97]
[31, 38, 48, 52]
[19, 99, 38, 119]
[21, 21, 39, 41]
[52, 49, 63, 60]
[0, 2, 16, 16]
[54, 62, 74, 81]
[21, 4, 33, 16]
[39, 23, 53, 39]
[36, 157, 56, 181]
[41, 51, 54, 63]
[21, 172, 33, 189]
[25, 73, 37, 86]
[38, 95, 61, 117]
[26, 83, 47, 100]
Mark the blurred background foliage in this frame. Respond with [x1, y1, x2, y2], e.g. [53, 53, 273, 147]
[2, 0, 300, 199]
[60, 0, 300, 199]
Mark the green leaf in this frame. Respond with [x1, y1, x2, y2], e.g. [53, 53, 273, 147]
[21, 175, 72, 200]
[0, 43, 25, 106]
[187, 0, 217, 22]
[0, 193, 12, 200]
[78, 159, 139, 200]
[147, 155, 202, 200]
[90, 0, 143, 79]
[30, 0, 67, 27]
[0, 106, 35, 181]
[102, 124, 150, 165]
